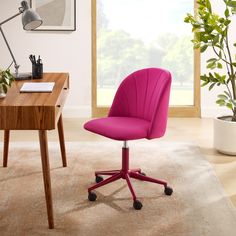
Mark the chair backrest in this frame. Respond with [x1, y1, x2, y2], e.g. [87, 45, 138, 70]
[108, 68, 172, 139]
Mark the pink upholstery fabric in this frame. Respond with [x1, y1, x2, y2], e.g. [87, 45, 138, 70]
[84, 117, 150, 140]
[84, 68, 172, 140]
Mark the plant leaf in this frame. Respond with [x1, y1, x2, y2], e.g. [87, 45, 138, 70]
[205, 0, 212, 12]
[218, 94, 228, 100]
[209, 83, 216, 91]
[207, 58, 218, 63]
[200, 44, 208, 52]
[225, 8, 230, 17]
[207, 61, 216, 69]
[217, 62, 223, 68]
[201, 81, 209, 87]
[226, 103, 233, 109]
[228, 1, 236, 8]
[2, 84, 7, 94]
[216, 99, 226, 106]
[224, 90, 231, 97]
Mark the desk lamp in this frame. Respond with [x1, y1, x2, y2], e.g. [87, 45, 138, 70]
[0, 1, 42, 80]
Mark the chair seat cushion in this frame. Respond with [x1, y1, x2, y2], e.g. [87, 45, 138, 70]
[84, 117, 150, 141]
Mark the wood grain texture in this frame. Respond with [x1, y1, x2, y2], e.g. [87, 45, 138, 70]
[38, 130, 54, 229]
[0, 73, 69, 130]
[92, 0, 97, 118]
[57, 114, 67, 167]
[3, 130, 10, 167]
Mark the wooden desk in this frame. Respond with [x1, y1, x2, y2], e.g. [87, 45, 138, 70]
[0, 73, 69, 229]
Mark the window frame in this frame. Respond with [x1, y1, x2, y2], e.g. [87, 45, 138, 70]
[91, 0, 200, 117]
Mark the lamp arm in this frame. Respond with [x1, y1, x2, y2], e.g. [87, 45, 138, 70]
[0, 11, 22, 26]
[0, 26, 20, 75]
[0, 10, 23, 76]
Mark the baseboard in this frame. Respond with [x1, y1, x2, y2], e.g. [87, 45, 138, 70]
[63, 106, 91, 118]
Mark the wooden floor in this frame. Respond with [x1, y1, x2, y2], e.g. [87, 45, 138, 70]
[1, 117, 236, 206]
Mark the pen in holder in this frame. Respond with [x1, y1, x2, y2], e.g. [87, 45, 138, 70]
[30, 54, 43, 79]
[32, 63, 43, 79]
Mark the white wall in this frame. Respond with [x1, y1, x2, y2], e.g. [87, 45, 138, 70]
[0, 0, 91, 117]
[1, 1, 234, 118]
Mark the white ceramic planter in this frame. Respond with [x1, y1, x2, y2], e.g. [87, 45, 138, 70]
[214, 116, 236, 155]
[0, 86, 6, 98]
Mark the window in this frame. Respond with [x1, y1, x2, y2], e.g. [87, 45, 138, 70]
[92, 0, 200, 117]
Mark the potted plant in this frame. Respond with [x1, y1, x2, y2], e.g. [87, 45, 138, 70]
[0, 69, 14, 98]
[184, 0, 236, 154]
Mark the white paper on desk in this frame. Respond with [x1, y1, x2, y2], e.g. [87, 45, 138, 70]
[20, 82, 55, 93]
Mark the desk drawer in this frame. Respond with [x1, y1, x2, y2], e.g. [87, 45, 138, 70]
[55, 78, 69, 122]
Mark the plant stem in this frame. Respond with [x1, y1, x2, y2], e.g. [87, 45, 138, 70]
[222, 46, 230, 75]
[225, 82, 233, 100]
[232, 116, 236, 121]
[225, 31, 236, 99]
[212, 45, 231, 65]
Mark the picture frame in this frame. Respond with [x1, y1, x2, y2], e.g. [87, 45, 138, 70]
[30, 0, 76, 31]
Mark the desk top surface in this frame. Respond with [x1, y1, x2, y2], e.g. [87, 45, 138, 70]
[0, 73, 69, 107]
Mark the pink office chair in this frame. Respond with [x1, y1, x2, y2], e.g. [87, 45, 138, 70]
[84, 68, 173, 210]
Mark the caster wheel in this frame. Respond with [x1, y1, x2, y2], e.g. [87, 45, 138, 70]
[164, 186, 173, 196]
[88, 192, 97, 201]
[133, 200, 143, 210]
[95, 175, 103, 183]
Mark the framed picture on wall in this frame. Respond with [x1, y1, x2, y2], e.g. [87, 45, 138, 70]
[30, 0, 76, 31]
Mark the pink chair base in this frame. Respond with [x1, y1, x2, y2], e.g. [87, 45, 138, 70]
[88, 146, 169, 202]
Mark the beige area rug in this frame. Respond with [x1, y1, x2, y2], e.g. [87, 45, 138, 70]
[0, 141, 236, 236]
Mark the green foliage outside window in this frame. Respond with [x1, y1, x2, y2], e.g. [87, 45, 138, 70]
[97, 0, 193, 89]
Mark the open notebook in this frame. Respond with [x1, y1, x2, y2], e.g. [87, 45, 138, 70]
[20, 82, 55, 93]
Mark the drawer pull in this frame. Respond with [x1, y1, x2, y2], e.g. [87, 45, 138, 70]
[64, 87, 68, 90]
[57, 105, 61, 108]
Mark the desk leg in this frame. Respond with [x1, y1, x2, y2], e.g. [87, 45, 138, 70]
[3, 130, 10, 167]
[38, 130, 54, 229]
[57, 114, 67, 167]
